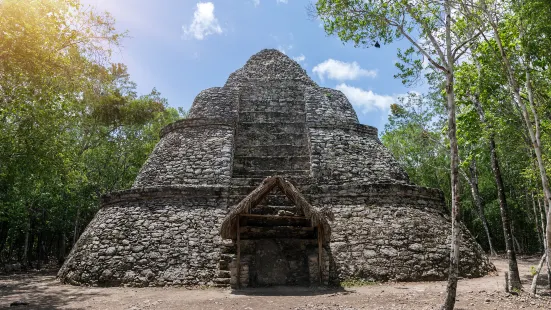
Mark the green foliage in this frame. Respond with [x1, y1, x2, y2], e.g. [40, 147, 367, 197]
[379, 0, 551, 255]
[0, 0, 184, 266]
[530, 266, 537, 276]
[382, 92, 451, 200]
[340, 278, 378, 288]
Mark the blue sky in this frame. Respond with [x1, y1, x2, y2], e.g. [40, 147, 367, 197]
[83, 0, 423, 132]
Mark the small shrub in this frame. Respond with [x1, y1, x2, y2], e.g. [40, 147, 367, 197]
[340, 278, 377, 287]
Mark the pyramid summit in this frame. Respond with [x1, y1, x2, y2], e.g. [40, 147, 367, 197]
[58, 49, 494, 287]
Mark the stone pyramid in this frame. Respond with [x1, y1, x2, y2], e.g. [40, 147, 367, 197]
[58, 49, 494, 287]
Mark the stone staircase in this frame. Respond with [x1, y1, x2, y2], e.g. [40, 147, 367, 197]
[212, 241, 235, 287]
[231, 86, 311, 180]
[216, 86, 314, 288]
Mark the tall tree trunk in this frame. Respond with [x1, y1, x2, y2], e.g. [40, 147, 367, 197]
[485, 21, 551, 291]
[441, 2, 460, 307]
[22, 209, 31, 268]
[465, 160, 497, 255]
[58, 232, 66, 265]
[72, 206, 80, 247]
[537, 199, 547, 247]
[532, 193, 544, 252]
[537, 198, 551, 289]
[512, 233, 521, 255]
[22, 226, 29, 268]
[36, 232, 42, 270]
[470, 81, 522, 290]
[489, 134, 522, 290]
[530, 253, 546, 295]
[0, 222, 8, 256]
[525, 60, 551, 290]
[546, 207, 551, 289]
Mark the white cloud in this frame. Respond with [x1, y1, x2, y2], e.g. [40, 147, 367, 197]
[253, 0, 260, 7]
[182, 2, 223, 40]
[336, 83, 402, 114]
[313, 59, 377, 81]
[277, 0, 288, 3]
[292, 54, 306, 63]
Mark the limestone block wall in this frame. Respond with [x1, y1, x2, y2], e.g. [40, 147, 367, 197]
[58, 187, 228, 287]
[224, 49, 316, 88]
[187, 87, 239, 119]
[305, 87, 359, 125]
[308, 126, 410, 184]
[307, 184, 494, 283]
[133, 122, 234, 188]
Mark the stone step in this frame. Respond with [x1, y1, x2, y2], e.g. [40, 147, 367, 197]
[239, 87, 305, 101]
[236, 122, 307, 135]
[221, 244, 236, 254]
[213, 278, 231, 286]
[239, 225, 316, 239]
[229, 183, 293, 193]
[238, 101, 306, 113]
[234, 133, 309, 146]
[238, 111, 306, 122]
[229, 195, 296, 207]
[232, 168, 311, 179]
[230, 177, 312, 187]
[219, 260, 229, 270]
[217, 270, 231, 278]
[233, 144, 310, 157]
[240, 211, 309, 222]
[220, 253, 235, 262]
[232, 155, 310, 171]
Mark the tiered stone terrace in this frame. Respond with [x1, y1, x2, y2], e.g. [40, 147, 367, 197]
[58, 49, 494, 287]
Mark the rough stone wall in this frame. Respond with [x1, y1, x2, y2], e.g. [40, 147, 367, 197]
[187, 87, 239, 120]
[306, 184, 494, 282]
[225, 49, 315, 88]
[133, 124, 234, 188]
[308, 127, 410, 184]
[305, 87, 359, 125]
[58, 187, 228, 287]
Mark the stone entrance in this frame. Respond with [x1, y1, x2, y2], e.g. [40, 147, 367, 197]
[219, 176, 331, 288]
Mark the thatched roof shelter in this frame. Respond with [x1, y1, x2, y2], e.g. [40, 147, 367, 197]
[220, 176, 332, 242]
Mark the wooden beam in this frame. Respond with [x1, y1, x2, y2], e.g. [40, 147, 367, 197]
[236, 215, 241, 289]
[318, 224, 323, 285]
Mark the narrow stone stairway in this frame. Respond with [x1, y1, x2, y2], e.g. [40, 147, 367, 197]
[231, 86, 311, 180]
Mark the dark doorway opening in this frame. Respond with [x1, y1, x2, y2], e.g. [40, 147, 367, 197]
[219, 177, 331, 288]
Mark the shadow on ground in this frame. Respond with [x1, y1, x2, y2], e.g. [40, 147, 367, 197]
[521, 273, 550, 287]
[230, 285, 351, 296]
[0, 271, 106, 310]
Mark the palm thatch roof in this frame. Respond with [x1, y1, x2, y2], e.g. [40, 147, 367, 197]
[220, 176, 332, 242]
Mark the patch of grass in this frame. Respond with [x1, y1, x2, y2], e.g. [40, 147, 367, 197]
[529, 266, 537, 276]
[340, 278, 378, 288]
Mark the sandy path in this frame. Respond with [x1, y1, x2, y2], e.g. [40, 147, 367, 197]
[1, 256, 550, 310]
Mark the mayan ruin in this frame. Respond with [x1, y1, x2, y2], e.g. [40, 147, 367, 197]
[57, 49, 495, 288]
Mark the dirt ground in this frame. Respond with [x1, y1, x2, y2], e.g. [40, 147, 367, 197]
[1, 256, 550, 310]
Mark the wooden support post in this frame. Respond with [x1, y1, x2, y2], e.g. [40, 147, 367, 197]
[318, 224, 322, 285]
[236, 215, 241, 289]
